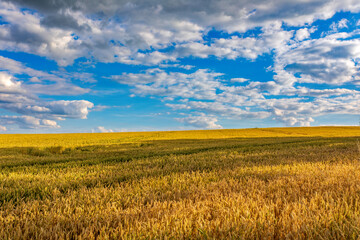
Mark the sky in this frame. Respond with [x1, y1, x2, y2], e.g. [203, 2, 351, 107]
[0, 0, 360, 133]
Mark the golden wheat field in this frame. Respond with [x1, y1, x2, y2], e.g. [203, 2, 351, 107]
[1, 126, 360, 239]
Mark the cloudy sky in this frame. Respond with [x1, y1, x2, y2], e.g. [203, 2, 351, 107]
[0, 0, 360, 133]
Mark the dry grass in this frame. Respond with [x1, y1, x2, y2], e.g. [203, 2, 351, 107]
[1, 127, 360, 239]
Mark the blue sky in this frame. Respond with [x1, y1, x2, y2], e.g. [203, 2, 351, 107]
[0, 0, 360, 133]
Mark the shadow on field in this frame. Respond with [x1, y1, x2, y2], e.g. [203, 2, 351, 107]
[0, 136, 359, 205]
[0, 136, 357, 169]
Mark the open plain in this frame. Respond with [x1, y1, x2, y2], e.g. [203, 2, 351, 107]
[1, 127, 360, 239]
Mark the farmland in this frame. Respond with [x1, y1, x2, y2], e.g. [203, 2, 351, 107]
[1, 127, 360, 239]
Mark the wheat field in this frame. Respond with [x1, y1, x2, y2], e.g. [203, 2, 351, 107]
[1, 127, 360, 239]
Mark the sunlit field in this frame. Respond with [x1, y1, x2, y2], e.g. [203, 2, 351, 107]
[2, 127, 360, 239]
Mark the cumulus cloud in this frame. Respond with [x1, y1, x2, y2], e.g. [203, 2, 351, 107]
[0, 56, 90, 95]
[265, 94, 360, 126]
[173, 25, 294, 61]
[275, 33, 360, 85]
[176, 114, 223, 129]
[0, 115, 59, 129]
[295, 28, 311, 41]
[231, 78, 249, 83]
[46, 100, 94, 119]
[1, 0, 360, 130]
[92, 126, 114, 133]
[330, 18, 349, 32]
[0, 64, 94, 129]
[168, 101, 270, 119]
[118, 64, 360, 127]
[274, 116, 315, 127]
[0, 71, 23, 93]
[1, 0, 360, 66]
[0, 2, 84, 66]
[112, 68, 223, 100]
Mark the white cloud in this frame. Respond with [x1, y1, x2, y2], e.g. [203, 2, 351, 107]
[0, 96, 94, 124]
[0, 56, 91, 95]
[0, 65, 94, 129]
[112, 69, 223, 100]
[330, 18, 349, 32]
[0, 115, 60, 129]
[275, 116, 315, 126]
[1, 0, 360, 129]
[288, 87, 360, 97]
[231, 78, 249, 83]
[0, 71, 23, 93]
[117, 63, 360, 127]
[174, 26, 294, 61]
[1, 0, 360, 66]
[92, 126, 114, 133]
[176, 114, 223, 129]
[0, 2, 84, 66]
[274, 33, 360, 85]
[295, 28, 310, 41]
[265, 95, 360, 126]
[169, 101, 270, 119]
[46, 100, 94, 119]
[337, 19, 349, 28]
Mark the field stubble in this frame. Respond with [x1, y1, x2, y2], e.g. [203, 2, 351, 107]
[1, 127, 360, 239]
